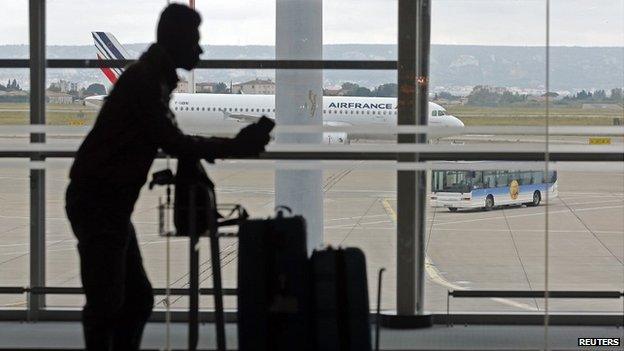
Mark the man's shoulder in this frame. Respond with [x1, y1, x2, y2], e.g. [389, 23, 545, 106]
[112, 61, 161, 96]
[118, 61, 156, 84]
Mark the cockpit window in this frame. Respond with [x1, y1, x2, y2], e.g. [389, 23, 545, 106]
[438, 110, 445, 116]
[432, 110, 438, 116]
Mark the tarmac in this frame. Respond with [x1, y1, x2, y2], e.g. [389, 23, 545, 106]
[0, 139, 622, 315]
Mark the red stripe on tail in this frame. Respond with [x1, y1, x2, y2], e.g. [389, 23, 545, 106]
[97, 53, 118, 84]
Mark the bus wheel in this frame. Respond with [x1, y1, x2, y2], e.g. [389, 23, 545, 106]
[449, 207, 458, 212]
[529, 191, 541, 206]
[484, 195, 494, 211]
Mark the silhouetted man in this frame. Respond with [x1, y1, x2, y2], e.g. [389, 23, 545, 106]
[65, 4, 270, 350]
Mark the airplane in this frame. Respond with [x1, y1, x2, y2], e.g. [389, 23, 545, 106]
[87, 32, 465, 143]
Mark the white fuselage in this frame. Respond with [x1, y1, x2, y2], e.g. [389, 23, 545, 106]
[165, 93, 464, 140]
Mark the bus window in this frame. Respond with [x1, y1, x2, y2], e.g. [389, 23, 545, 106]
[532, 171, 544, 184]
[496, 171, 509, 187]
[484, 171, 496, 188]
[520, 171, 532, 185]
[467, 171, 484, 189]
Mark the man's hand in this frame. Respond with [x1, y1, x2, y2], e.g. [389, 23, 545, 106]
[231, 116, 274, 157]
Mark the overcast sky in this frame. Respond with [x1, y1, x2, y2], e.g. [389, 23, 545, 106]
[1, 0, 623, 46]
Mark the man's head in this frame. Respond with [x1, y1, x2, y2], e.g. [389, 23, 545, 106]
[157, 4, 203, 70]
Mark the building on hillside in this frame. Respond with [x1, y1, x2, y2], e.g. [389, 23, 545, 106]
[323, 88, 343, 96]
[174, 80, 189, 93]
[231, 78, 275, 95]
[50, 80, 79, 93]
[196, 82, 215, 93]
[196, 82, 230, 93]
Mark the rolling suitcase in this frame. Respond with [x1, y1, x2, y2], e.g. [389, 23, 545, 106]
[237, 207, 310, 351]
[310, 247, 372, 351]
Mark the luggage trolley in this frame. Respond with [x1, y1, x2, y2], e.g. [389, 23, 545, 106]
[154, 173, 247, 351]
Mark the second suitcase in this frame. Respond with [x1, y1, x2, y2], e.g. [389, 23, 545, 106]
[237, 210, 310, 351]
[311, 247, 372, 351]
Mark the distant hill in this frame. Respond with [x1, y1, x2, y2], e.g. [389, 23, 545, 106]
[0, 44, 622, 93]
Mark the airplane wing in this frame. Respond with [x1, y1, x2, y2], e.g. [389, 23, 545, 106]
[223, 113, 353, 128]
[84, 95, 106, 109]
[324, 121, 351, 127]
[222, 110, 270, 123]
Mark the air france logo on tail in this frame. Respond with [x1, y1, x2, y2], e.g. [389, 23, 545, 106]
[92, 32, 129, 84]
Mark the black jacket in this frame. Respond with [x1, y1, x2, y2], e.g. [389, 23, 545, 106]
[70, 43, 233, 190]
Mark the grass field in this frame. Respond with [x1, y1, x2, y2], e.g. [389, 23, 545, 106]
[0, 103, 96, 126]
[0, 103, 621, 126]
[446, 105, 623, 126]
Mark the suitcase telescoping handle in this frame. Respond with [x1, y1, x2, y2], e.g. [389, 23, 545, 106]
[274, 205, 292, 217]
[376, 268, 386, 351]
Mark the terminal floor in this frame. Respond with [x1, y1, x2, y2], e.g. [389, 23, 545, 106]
[1, 321, 623, 350]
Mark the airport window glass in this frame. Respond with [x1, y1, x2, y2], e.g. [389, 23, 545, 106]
[0, 2, 621, 341]
[0, 64, 30, 310]
[425, 0, 550, 318]
[0, 69, 30, 126]
[45, 160, 81, 308]
[0, 0, 28, 58]
[47, 0, 165, 59]
[548, 1, 623, 315]
[546, 164, 623, 314]
[0, 160, 30, 308]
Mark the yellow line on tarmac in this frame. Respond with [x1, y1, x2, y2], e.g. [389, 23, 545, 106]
[380, 198, 537, 312]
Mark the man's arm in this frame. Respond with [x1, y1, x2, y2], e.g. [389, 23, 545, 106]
[138, 75, 234, 162]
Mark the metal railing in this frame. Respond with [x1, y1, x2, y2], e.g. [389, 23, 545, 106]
[446, 290, 624, 326]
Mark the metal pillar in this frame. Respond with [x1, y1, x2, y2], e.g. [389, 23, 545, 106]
[275, 0, 323, 252]
[28, 0, 46, 319]
[380, 0, 432, 328]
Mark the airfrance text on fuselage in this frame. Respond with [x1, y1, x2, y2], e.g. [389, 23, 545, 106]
[328, 102, 395, 110]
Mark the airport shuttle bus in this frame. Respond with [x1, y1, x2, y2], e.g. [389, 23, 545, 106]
[430, 169, 558, 212]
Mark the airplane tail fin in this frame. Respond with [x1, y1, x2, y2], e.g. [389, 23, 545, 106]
[92, 32, 129, 84]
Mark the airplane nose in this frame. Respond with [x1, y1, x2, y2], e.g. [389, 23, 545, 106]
[450, 115, 464, 127]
